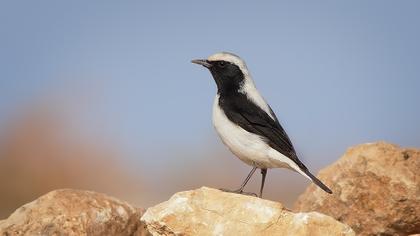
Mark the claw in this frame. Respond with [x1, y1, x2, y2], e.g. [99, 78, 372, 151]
[240, 191, 258, 197]
[219, 188, 257, 197]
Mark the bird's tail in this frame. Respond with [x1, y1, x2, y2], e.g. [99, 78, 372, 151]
[299, 167, 333, 194]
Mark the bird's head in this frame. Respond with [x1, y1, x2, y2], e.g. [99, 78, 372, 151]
[192, 52, 253, 94]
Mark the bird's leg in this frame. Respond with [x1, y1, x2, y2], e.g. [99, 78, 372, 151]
[220, 167, 257, 196]
[235, 167, 257, 195]
[259, 168, 267, 198]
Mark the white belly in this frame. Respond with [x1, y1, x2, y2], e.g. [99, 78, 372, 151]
[212, 96, 298, 170]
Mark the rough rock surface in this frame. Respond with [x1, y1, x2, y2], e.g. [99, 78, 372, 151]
[294, 142, 420, 236]
[141, 187, 354, 236]
[0, 189, 145, 236]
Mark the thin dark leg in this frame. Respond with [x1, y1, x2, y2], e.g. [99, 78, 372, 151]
[238, 166, 257, 191]
[220, 167, 257, 196]
[259, 169, 267, 198]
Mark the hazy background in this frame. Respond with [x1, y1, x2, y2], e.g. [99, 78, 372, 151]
[1, 1, 419, 218]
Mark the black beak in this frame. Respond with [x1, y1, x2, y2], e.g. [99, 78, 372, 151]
[191, 59, 212, 68]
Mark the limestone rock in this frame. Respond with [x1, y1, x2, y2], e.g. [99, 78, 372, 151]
[141, 187, 354, 236]
[0, 189, 145, 236]
[294, 142, 420, 235]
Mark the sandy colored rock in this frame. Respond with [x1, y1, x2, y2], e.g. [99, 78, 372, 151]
[0, 189, 145, 236]
[141, 187, 354, 236]
[294, 142, 420, 236]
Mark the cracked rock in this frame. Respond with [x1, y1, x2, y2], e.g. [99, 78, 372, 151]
[0, 189, 146, 236]
[141, 187, 354, 236]
[294, 142, 420, 236]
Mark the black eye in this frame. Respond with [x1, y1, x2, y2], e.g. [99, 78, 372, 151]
[218, 61, 227, 68]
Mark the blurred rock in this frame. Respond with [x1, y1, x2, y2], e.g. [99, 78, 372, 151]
[294, 142, 420, 236]
[0, 189, 146, 236]
[0, 108, 146, 218]
[141, 187, 354, 236]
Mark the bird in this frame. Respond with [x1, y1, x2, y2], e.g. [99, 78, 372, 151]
[191, 52, 332, 198]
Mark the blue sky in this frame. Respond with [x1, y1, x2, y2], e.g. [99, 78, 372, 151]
[1, 1, 419, 171]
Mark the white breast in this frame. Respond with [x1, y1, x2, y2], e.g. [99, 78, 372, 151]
[212, 103, 269, 167]
[212, 95, 300, 170]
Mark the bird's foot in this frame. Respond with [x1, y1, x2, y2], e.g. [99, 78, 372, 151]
[219, 188, 257, 197]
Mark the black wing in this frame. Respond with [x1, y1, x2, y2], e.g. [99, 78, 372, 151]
[219, 94, 306, 169]
[219, 94, 333, 194]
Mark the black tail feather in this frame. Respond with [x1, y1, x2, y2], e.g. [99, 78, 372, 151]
[302, 168, 333, 194]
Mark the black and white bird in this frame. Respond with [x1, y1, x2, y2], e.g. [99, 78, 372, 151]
[192, 52, 332, 197]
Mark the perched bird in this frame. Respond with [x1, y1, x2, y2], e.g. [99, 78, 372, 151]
[192, 52, 332, 197]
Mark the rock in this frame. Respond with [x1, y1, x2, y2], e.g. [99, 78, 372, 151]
[0, 189, 146, 236]
[141, 187, 354, 236]
[294, 142, 420, 236]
